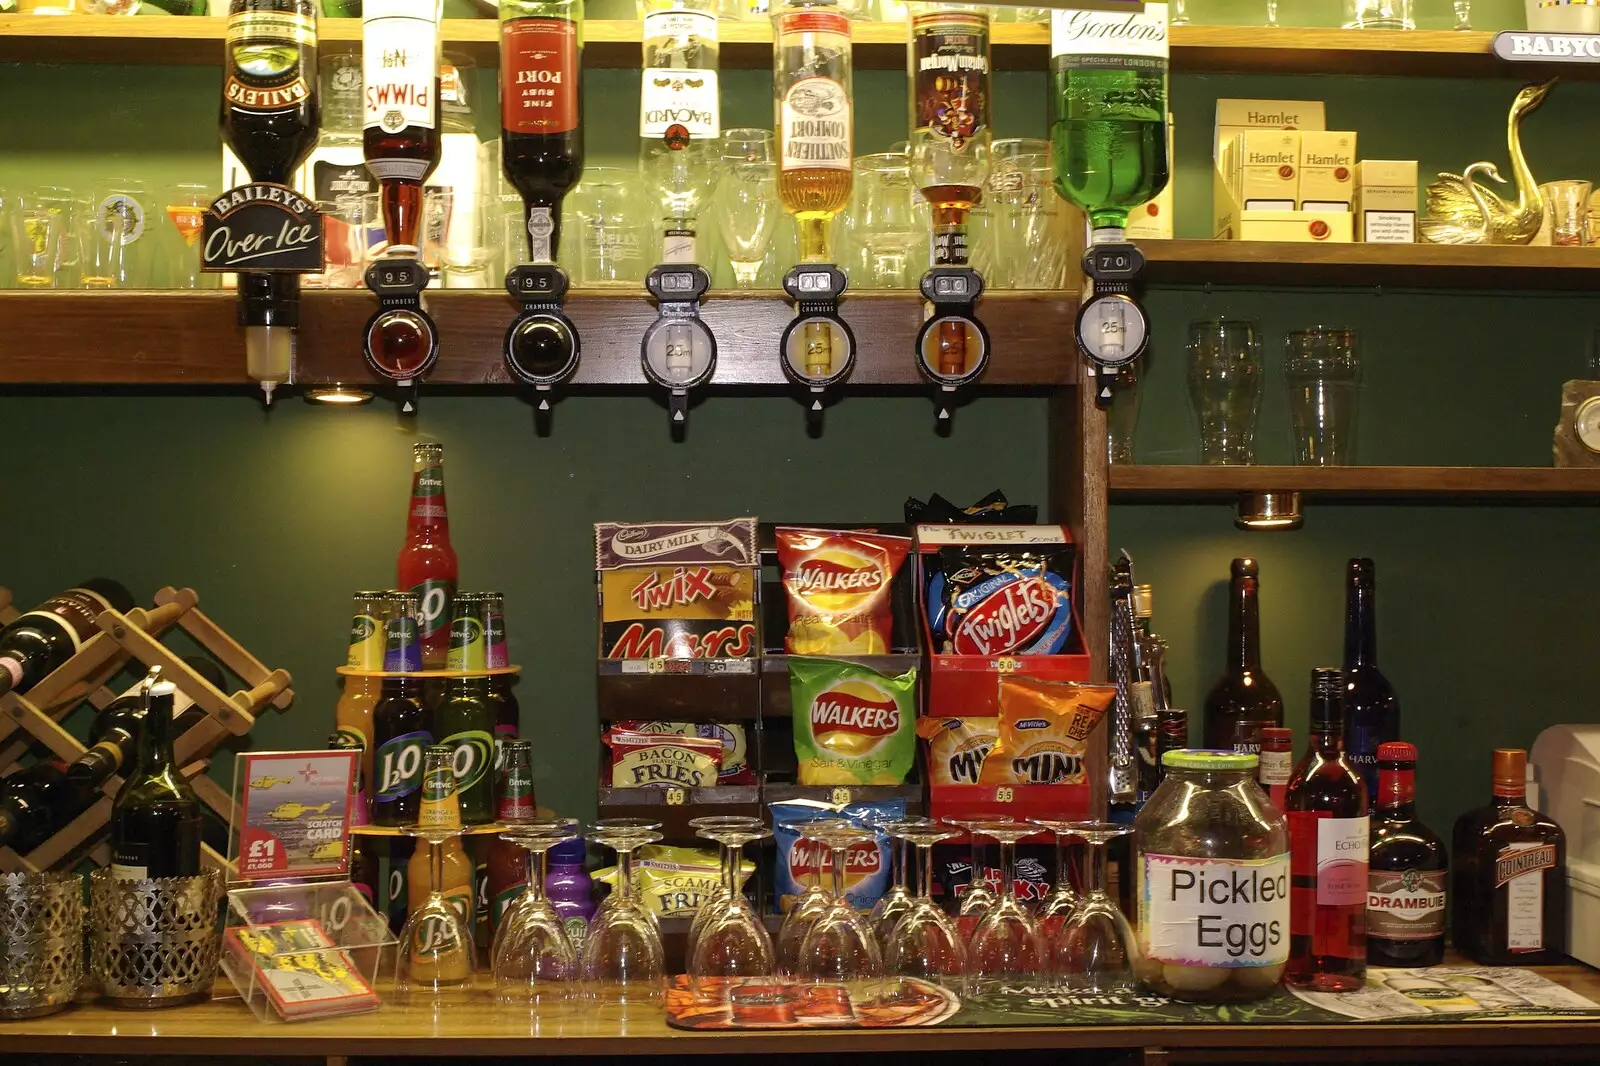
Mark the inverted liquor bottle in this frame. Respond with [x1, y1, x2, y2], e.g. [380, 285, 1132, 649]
[1284, 668, 1367, 992]
[1451, 748, 1566, 965]
[499, 0, 584, 263]
[1367, 741, 1446, 968]
[640, 0, 721, 264]
[364, 0, 444, 255]
[1048, 3, 1170, 240]
[397, 442, 459, 670]
[109, 670, 204, 880]
[1342, 558, 1399, 808]
[908, 4, 990, 268]
[1202, 558, 1283, 753]
[773, 0, 853, 263]
[223, 0, 320, 400]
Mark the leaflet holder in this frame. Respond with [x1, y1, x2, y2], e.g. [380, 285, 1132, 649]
[1077, 239, 1150, 408]
[779, 264, 856, 431]
[504, 264, 581, 422]
[641, 265, 716, 432]
[914, 267, 989, 428]
[362, 257, 439, 416]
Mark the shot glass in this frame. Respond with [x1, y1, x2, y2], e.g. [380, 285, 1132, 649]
[1543, 180, 1593, 247]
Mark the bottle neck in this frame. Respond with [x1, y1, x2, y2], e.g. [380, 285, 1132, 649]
[1309, 711, 1343, 752]
[496, 761, 536, 822]
[137, 691, 177, 775]
[1228, 576, 1263, 673]
[1344, 571, 1377, 667]
[1376, 766, 1416, 814]
[1494, 782, 1526, 807]
[406, 460, 450, 541]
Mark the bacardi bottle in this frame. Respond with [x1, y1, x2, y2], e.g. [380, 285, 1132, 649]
[640, 0, 721, 264]
[1048, 3, 1170, 240]
[363, 0, 443, 255]
[773, 0, 853, 263]
[499, 0, 584, 263]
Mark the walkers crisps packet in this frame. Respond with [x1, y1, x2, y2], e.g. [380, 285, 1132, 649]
[976, 676, 1116, 786]
[916, 715, 999, 786]
[771, 797, 905, 912]
[594, 519, 758, 660]
[777, 528, 911, 655]
[790, 656, 917, 786]
[612, 719, 754, 785]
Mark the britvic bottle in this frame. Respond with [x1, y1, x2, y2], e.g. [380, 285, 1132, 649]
[436, 593, 495, 824]
[396, 442, 458, 671]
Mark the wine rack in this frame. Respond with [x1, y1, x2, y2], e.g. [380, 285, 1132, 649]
[0, 586, 295, 876]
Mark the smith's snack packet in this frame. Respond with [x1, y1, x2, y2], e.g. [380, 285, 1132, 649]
[916, 715, 999, 786]
[790, 656, 916, 786]
[923, 537, 1076, 656]
[606, 729, 724, 788]
[771, 797, 905, 913]
[612, 719, 754, 785]
[593, 844, 754, 918]
[977, 676, 1116, 786]
[778, 528, 911, 655]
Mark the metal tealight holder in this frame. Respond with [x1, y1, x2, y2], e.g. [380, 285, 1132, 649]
[0, 871, 84, 1019]
[89, 868, 224, 1009]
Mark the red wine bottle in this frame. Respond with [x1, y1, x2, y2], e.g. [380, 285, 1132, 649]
[1285, 667, 1368, 992]
[0, 579, 136, 699]
[1202, 558, 1283, 754]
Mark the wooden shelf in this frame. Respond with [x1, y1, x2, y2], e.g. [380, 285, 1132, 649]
[1109, 465, 1600, 502]
[1142, 240, 1600, 291]
[3, 17, 1584, 75]
[0, 289, 1076, 389]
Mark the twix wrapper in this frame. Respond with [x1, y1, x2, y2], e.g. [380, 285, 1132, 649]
[778, 527, 911, 655]
[977, 676, 1116, 786]
[594, 519, 758, 660]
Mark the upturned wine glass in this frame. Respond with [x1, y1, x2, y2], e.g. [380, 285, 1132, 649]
[689, 820, 775, 1003]
[715, 129, 780, 289]
[685, 814, 763, 962]
[797, 823, 883, 986]
[966, 820, 1048, 993]
[1027, 818, 1082, 920]
[868, 819, 923, 950]
[583, 820, 666, 1006]
[592, 816, 664, 930]
[492, 818, 581, 1004]
[776, 817, 848, 975]
[396, 747, 475, 1001]
[883, 820, 967, 992]
[946, 817, 997, 918]
[1053, 822, 1139, 993]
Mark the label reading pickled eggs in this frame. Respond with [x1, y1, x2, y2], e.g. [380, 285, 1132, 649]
[1140, 852, 1290, 967]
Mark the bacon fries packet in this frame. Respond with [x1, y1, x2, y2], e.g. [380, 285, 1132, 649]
[612, 719, 754, 785]
[777, 528, 911, 656]
[606, 729, 724, 789]
[916, 715, 999, 786]
[594, 519, 758, 660]
[976, 676, 1116, 786]
[790, 656, 917, 786]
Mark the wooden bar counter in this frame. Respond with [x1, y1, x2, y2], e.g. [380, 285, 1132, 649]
[8, 963, 1600, 1064]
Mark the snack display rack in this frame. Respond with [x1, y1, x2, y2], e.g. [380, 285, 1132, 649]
[0, 585, 295, 875]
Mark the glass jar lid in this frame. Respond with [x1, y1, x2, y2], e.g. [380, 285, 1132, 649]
[1162, 749, 1259, 771]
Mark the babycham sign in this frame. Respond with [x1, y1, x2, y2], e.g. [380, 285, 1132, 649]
[201, 183, 323, 273]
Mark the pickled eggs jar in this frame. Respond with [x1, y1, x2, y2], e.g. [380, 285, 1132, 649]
[1133, 750, 1289, 1002]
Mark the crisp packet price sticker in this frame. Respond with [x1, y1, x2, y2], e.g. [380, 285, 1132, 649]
[994, 786, 1015, 803]
[829, 786, 853, 806]
[666, 787, 687, 806]
[995, 657, 1021, 673]
[234, 750, 358, 882]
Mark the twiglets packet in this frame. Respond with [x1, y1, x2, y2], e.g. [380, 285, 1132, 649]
[606, 729, 724, 788]
[612, 719, 754, 785]
[777, 528, 911, 656]
[916, 716, 999, 786]
[770, 797, 905, 913]
[790, 656, 917, 786]
[593, 844, 755, 918]
[976, 676, 1116, 786]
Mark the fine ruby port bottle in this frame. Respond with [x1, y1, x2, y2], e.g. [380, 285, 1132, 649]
[1452, 748, 1566, 965]
[1202, 558, 1283, 753]
[1342, 558, 1399, 809]
[1367, 741, 1447, 967]
[499, 0, 584, 263]
[1285, 667, 1368, 992]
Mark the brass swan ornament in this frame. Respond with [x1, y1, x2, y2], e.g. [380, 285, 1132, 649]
[1421, 80, 1553, 246]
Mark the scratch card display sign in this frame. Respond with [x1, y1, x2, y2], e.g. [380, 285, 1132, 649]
[236, 751, 358, 881]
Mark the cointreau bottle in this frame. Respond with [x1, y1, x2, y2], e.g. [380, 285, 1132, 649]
[1452, 748, 1566, 965]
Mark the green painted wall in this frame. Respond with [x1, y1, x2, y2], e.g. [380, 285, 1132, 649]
[3, 25, 1600, 845]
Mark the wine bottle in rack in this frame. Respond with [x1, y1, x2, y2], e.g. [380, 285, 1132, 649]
[109, 668, 204, 880]
[0, 579, 136, 700]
